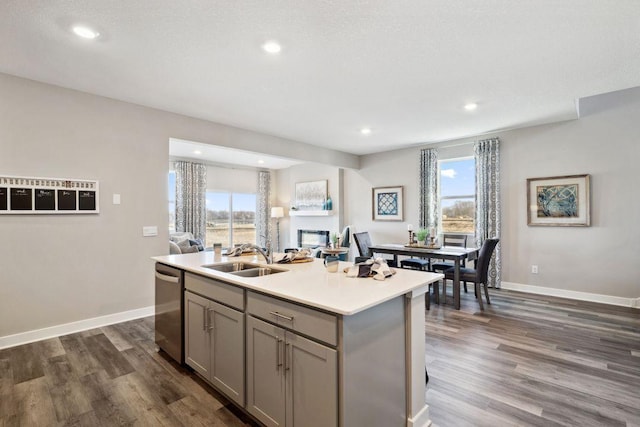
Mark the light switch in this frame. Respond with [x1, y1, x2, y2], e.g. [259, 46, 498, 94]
[143, 226, 158, 237]
[113, 194, 121, 205]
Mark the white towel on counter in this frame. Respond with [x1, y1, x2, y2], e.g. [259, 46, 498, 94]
[224, 244, 255, 257]
[345, 257, 395, 280]
[275, 249, 312, 263]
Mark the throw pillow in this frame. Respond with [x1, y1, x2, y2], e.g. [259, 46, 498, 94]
[181, 245, 199, 254]
[189, 239, 204, 251]
[177, 239, 192, 252]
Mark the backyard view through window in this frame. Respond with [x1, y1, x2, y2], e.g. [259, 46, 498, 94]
[440, 157, 475, 234]
[206, 192, 256, 248]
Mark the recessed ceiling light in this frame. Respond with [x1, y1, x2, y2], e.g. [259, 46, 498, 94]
[193, 150, 202, 155]
[464, 103, 478, 111]
[262, 41, 282, 54]
[360, 128, 372, 135]
[257, 159, 265, 164]
[72, 25, 100, 40]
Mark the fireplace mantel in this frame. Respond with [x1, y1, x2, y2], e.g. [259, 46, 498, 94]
[289, 210, 333, 216]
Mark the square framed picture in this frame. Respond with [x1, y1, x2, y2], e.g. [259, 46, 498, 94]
[527, 174, 590, 226]
[372, 186, 403, 221]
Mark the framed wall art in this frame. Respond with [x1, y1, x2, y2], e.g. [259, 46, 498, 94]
[372, 186, 403, 221]
[527, 174, 590, 226]
[294, 180, 327, 211]
[0, 174, 99, 215]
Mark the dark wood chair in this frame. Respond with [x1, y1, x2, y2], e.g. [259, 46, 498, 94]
[399, 256, 439, 309]
[353, 232, 397, 267]
[443, 238, 499, 310]
[400, 257, 430, 271]
[432, 234, 469, 292]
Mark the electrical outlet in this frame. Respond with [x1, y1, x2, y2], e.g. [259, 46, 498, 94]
[531, 265, 539, 274]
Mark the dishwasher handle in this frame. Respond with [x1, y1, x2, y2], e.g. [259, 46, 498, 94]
[155, 271, 180, 283]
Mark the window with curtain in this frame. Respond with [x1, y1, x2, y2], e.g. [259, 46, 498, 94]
[475, 137, 501, 287]
[168, 171, 176, 233]
[206, 191, 257, 247]
[439, 157, 476, 234]
[174, 161, 207, 241]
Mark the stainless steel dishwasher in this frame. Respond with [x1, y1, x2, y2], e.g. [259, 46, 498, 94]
[155, 263, 184, 364]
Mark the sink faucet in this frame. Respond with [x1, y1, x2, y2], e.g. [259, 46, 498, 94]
[243, 243, 273, 264]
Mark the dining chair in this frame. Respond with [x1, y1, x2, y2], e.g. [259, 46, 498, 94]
[400, 255, 430, 271]
[432, 234, 469, 292]
[442, 238, 499, 310]
[353, 231, 397, 267]
[398, 255, 439, 309]
[338, 225, 351, 261]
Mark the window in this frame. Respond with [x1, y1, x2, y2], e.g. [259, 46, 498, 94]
[206, 192, 257, 247]
[439, 157, 475, 234]
[168, 171, 176, 233]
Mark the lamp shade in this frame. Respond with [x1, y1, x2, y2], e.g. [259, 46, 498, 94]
[271, 206, 284, 218]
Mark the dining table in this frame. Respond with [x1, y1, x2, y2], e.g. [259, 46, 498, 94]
[368, 243, 480, 310]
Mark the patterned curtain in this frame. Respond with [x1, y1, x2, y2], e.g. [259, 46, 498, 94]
[419, 148, 439, 231]
[175, 161, 207, 242]
[256, 171, 271, 249]
[474, 138, 501, 288]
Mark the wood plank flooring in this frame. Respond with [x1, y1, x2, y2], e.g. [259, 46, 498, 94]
[426, 289, 640, 427]
[0, 318, 258, 427]
[1, 289, 638, 426]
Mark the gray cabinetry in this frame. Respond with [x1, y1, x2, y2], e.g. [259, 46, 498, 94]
[184, 276, 245, 406]
[246, 293, 337, 427]
[185, 291, 210, 376]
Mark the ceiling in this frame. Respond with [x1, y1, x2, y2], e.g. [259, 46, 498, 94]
[170, 138, 303, 169]
[1, 1, 639, 158]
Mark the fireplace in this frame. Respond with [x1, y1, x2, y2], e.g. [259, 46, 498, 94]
[297, 229, 330, 248]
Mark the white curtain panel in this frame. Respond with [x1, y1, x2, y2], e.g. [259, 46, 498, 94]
[175, 161, 207, 242]
[419, 148, 439, 231]
[256, 171, 271, 249]
[474, 138, 501, 288]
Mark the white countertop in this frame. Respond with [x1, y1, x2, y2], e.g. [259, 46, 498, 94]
[152, 252, 443, 316]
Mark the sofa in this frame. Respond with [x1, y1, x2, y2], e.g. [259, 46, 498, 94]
[169, 232, 204, 254]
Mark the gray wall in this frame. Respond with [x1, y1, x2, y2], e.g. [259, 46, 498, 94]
[0, 73, 356, 339]
[343, 89, 640, 300]
[2, 71, 637, 341]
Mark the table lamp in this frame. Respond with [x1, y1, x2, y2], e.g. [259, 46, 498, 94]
[271, 207, 284, 252]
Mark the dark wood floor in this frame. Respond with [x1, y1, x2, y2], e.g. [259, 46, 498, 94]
[426, 288, 640, 427]
[1, 289, 638, 426]
[0, 317, 258, 427]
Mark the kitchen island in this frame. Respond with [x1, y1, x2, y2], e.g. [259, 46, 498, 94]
[153, 251, 442, 427]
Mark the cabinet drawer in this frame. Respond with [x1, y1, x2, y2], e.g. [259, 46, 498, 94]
[185, 272, 244, 310]
[247, 291, 337, 346]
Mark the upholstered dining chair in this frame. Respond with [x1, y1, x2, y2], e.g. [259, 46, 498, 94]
[353, 231, 397, 267]
[432, 234, 469, 291]
[399, 255, 439, 309]
[442, 238, 499, 310]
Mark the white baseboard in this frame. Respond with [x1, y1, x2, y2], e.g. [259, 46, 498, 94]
[501, 282, 638, 308]
[0, 306, 155, 350]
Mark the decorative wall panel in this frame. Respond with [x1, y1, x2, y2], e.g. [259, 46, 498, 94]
[0, 175, 99, 214]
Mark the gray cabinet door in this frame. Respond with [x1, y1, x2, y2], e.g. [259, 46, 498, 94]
[246, 316, 286, 427]
[209, 300, 245, 406]
[185, 291, 210, 378]
[285, 331, 337, 427]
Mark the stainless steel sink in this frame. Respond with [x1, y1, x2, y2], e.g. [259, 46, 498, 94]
[201, 262, 260, 272]
[229, 267, 285, 277]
